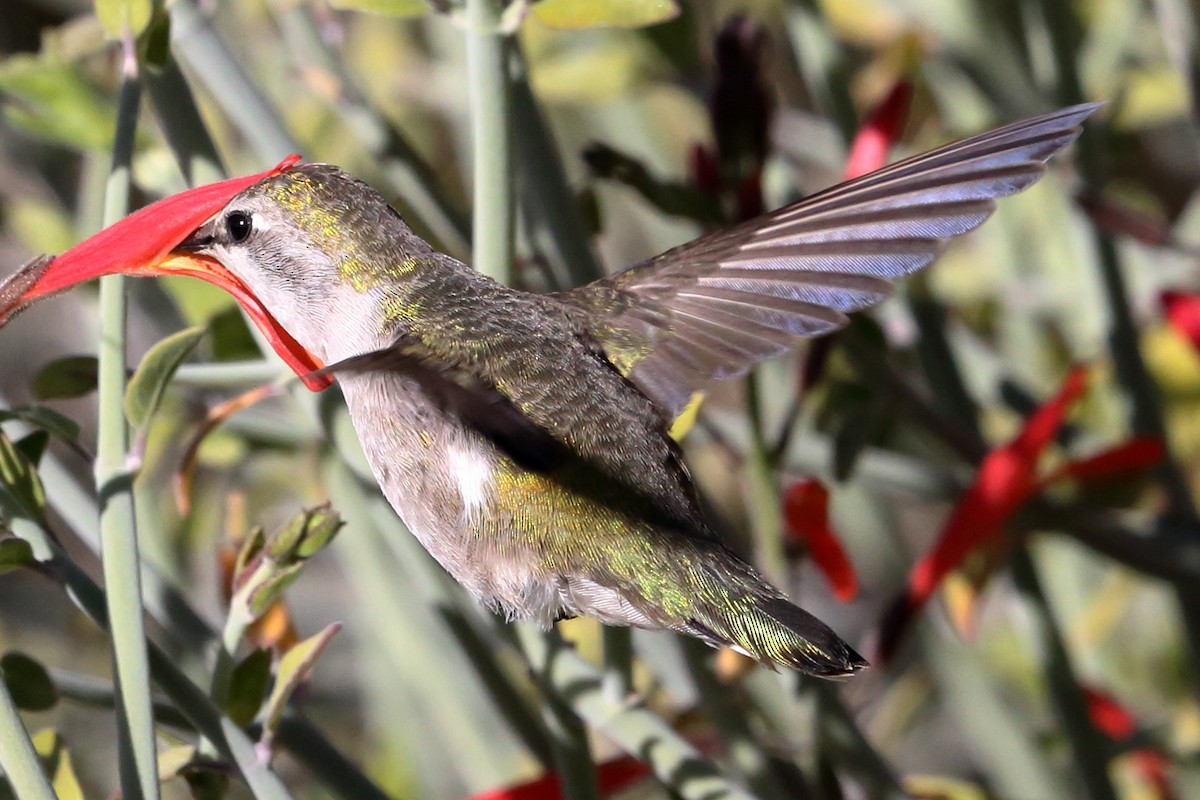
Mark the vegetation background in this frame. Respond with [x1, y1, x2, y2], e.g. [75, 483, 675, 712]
[0, 0, 1198, 799]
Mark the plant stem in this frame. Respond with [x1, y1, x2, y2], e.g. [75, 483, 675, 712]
[517, 629, 601, 800]
[0, 674, 57, 800]
[1010, 549, 1119, 800]
[95, 40, 160, 800]
[516, 623, 757, 800]
[466, 0, 514, 283]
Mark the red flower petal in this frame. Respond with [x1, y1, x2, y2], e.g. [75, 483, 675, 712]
[843, 81, 913, 180]
[784, 479, 858, 602]
[880, 368, 1089, 657]
[463, 755, 649, 800]
[1084, 687, 1175, 800]
[1084, 686, 1137, 739]
[1162, 290, 1200, 352]
[1049, 436, 1165, 484]
[690, 143, 721, 195]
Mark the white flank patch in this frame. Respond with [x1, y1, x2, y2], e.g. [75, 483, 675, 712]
[448, 446, 492, 519]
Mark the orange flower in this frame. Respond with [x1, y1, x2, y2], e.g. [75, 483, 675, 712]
[783, 479, 858, 602]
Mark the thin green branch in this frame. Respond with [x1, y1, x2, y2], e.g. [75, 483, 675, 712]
[1010, 549, 1119, 800]
[95, 41, 159, 800]
[517, 623, 757, 800]
[517, 628, 601, 800]
[0, 674, 57, 800]
[467, 0, 514, 282]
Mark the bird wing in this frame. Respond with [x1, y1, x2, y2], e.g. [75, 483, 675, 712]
[557, 103, 1100, 418]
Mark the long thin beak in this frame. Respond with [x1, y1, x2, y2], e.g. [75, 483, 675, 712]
[0, 155, 332, 392]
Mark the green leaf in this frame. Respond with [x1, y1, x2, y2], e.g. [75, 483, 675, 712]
[124, 326, 206, 428]
[0, 430, 47, 525]
[95, 0, 153, 39]
[32, 356, 98, 401]
[0, 406, 82, 445]
[532, 0, 679, 29]
[31, 730, 83, 800]
[328, 0, 431, 17]
[225, 648, 273, 727]
[1, 653, 58, 712]
[0, 56, 117, 152]
[248, 563, 304, 618]
[262, 624, 341, 737]
[15, 432, 49, 468]
[0, 539, 35, 574]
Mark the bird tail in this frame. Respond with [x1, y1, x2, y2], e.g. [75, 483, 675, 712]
[687, 591, 868, 677]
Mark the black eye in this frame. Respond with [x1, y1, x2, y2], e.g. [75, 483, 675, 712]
[225, 211, 253, 243]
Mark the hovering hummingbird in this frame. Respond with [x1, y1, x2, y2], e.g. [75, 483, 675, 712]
[0, 103, 1098, 675]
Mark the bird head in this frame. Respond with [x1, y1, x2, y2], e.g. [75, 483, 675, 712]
[0, 160, 429, 391]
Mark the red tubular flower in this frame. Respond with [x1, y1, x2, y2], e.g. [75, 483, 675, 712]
[464, 755, 649, 800]
[843, 81, 913, 180]
[879, 367, 1165, 659]
[1161, 291, 1200, 352]
[783, 479, 858, 602]
[1084, 687, 1175, 800]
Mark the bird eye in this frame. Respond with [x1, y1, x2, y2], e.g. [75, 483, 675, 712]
[225, 211, 253, 243]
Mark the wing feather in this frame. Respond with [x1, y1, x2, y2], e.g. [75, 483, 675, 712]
[557, 103, 1100, 417]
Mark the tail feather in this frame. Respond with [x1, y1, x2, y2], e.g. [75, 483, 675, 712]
[689, 595, 868, 677]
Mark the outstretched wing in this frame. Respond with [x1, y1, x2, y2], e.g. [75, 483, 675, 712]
[558, 103, 1100, 417]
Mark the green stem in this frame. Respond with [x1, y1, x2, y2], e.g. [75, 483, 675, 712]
[1010, 549, 1119, 800]
[466, 0, 514, 283]
[518, 628, 601, 800]
[0, 674, 57, 800]
[682, 641, 795, 800]
[601, 627, 633, 701]
[516, 623, 757, 800]
[96, 42, 160, 800]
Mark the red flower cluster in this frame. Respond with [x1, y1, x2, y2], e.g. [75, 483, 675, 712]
[879, 368, 1163, 658]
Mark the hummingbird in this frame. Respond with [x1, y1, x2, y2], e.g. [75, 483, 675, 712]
[0, 103, 1098, 675]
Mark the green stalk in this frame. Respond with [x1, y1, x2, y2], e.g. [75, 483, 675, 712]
[517, 624, 757, 800]
[95, 41, 160, 800]
[601, 627, 633, 701]
[682, 641, 794, 800]
[466, 0, 514, 283]
[0, 674, 57, 800]
[510, 46, 604, 287]
[1010, 549, 1118, 800]
[515, 627, 601, 800]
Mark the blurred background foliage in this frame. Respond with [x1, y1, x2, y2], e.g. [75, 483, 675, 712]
[0, 0, 1199, 799]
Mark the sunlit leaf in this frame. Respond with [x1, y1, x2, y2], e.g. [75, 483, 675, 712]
[0, 55, 116, 152]
[32, 356, 98, 401]
[261, 624, 341, 738]
[32, 730, 83, 800]
[1, 652, 58, 711]
[124, 326, 206, 428]
[532, 0, 679, 30]
[0, 429, 47, 525]
[226, 648, 273, 727]
[95, 0, 153, 39]
[328, 0, 430, 17]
